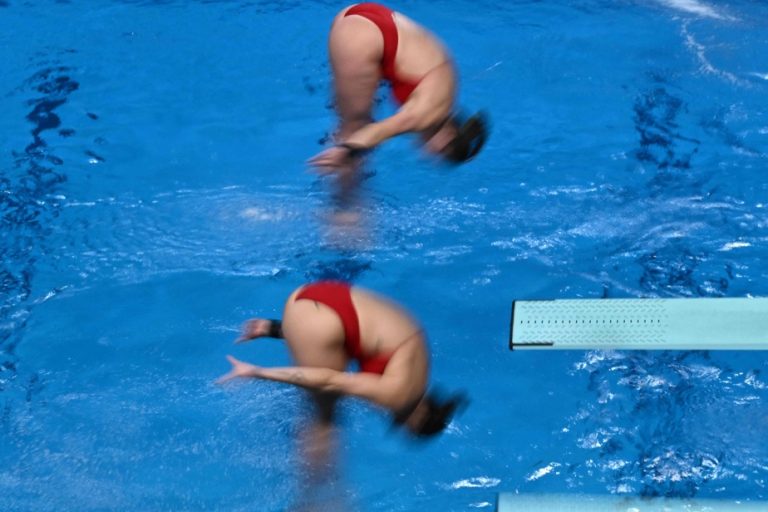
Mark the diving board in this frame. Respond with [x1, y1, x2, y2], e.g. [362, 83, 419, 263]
[497, 493, 768, 511]
[509, 298, 768, 350]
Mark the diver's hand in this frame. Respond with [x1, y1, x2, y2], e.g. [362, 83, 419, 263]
[308, 145, 355, 173]
[308, 143, 370, 173]
[236, 318, 271, 343]
[216, 355, 261, 384]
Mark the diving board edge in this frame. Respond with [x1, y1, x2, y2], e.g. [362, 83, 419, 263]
[509, 299, 555, 351]
[497, 493, 768, 511]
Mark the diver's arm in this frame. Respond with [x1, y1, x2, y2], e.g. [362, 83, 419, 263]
[217, 356, 339, 389]
[307, 110, 417, 171]
[342, 64, 455, 150]
[341, 108, 420, 150]
[217, 356, 399, 408]
[308, 63, 454, 170]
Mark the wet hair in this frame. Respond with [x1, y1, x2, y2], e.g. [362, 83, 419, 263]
[412, 392, 469, 438]
[441, 112, 489, 164]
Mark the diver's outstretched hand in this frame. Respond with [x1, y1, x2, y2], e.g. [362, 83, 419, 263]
[216, 355, 261, 384]
[236, 319, 271, 343]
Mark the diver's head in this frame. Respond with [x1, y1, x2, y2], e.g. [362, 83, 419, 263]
[396, 391, 469, 439]
[423, 111, 488, 164]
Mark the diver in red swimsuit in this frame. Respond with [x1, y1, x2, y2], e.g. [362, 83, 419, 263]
[308, 3, 488, 190]
[217, 281, 466, 439]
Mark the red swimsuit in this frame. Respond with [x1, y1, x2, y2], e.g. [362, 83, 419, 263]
[344, 2, 420, 105]
[295, 281, 391, 374]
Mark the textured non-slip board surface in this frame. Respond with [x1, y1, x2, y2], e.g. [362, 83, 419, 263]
[510, 298, 768, 350]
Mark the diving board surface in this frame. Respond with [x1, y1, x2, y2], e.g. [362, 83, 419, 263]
[510, 298, 768, 350]
[497, 493, 768, 511]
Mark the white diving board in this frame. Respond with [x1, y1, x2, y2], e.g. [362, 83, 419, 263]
[509, 298, 768, 350]
[497, 493, 768, 511]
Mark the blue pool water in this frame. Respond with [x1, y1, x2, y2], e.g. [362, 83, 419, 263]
[2, 0, 768, 510]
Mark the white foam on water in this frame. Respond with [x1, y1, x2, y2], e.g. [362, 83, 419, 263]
[682, 23, 749, 86]
[656, 0, 733, 20]
[525, 462, 561, 481]
[719, 241, 751, 251]
[449, 476, 502, 489]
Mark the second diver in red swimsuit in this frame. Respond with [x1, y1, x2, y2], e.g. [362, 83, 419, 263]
[217, 281, 466, 487]
[218, 281, 465, 437]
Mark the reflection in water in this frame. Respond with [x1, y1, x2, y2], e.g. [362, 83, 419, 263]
[562, 350, 768, 497]
[304, 252, 372, 284]
[633, 83, 701, 173]
[308, 166, 376, 284]
[630, 80, 732, 298]
[1, 63, 80, 408]
[290, 400, 355, 512]
[637, 246, 731, 297]
[322, 205, 373, 255]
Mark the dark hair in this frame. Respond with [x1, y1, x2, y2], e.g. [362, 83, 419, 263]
[412, 392, 469, 438]
[441, 112, 489, 164]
